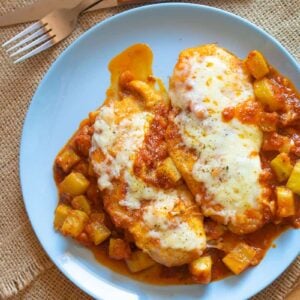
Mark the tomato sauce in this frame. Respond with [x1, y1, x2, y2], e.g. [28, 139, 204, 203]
[53, 46, 299, 285]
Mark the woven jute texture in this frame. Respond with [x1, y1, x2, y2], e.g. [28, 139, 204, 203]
[0, 0, 299, 299]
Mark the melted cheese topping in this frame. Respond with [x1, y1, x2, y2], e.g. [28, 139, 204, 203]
[170, 47, 264, 224]
[149, 222, 205, 251]
[91, 103, 205, 251]
[144, 191, 205, 251]
[92, 106, 151, 192]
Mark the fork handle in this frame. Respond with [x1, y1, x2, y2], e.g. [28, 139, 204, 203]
[74, 0, 104, 14]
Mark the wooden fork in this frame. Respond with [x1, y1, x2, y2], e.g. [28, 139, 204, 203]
[2, 0, 104, 63]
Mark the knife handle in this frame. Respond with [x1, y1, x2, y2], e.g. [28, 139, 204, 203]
[74, 0, 105, 14]
[118, 0, 169, 5]
[87, 0, 169, 12]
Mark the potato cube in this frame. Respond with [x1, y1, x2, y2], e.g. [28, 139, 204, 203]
[245, 50, 269, 79]
[61, 210, 88, 238]
[276, 186, 295, 217]
[86, 222, 111, 245]
[287, 161, 300, 195]
[59, 172, 90, 196]
[189, 256, 212, 284]
[156, 157, 181, 184]
[128, 80, 161, 108]
[126, 250, 156, 273]
[109, 238, 131, 260]
[54, 204, 72, 230]
[56, 148, 80, 173]
[254, 78, 281, 111]
[270, 153, 293, 182]
[71, 195, 91, 215]
[222, 243, 256, 275]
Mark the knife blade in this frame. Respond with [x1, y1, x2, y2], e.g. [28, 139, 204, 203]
[0, 0, 162, 27]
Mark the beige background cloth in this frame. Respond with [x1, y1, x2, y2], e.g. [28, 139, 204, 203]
[0, 0, 299, 299]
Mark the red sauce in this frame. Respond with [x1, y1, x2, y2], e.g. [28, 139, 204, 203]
[222, 106, 235, 122]
[235, 100, 262, 124]
[53, 46, 299, 286]
[133, 105, 171, 188]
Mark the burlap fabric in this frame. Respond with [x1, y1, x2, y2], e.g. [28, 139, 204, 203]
[0, 0, 299, 299]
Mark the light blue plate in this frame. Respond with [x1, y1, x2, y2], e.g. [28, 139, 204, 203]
[20, 3, 300, 300]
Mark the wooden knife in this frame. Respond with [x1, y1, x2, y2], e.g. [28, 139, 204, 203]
[0, 0, 160, 27]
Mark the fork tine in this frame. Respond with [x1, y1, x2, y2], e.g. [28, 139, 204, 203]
[14, 39, 54, 64]
[10, 33, 52, 57]
[6, 28, 47, 52]
[2, 22, 42, 47]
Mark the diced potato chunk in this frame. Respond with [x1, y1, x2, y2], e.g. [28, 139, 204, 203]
[156, 157, 181, 184]
[59, 172, 90, 196]
[254, 78, 281, 111]
[128, 80, 161, 108]
[270, 153, 293, 182]
[276, 186, 295, 217]
[245, 50, 269, 79]
[109, 238, 131, 260]
[189, 256, 212, 284]
[61, 210, 88, 238]
[71, 195, 91, 215]
[126, 250, 156, 273]
[56, 148, 80, 173]
[287, 161, 300, 195]
[86, 222, 111, 245]
[222, 243, 257, 275]
[54, 204, 72, 230]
